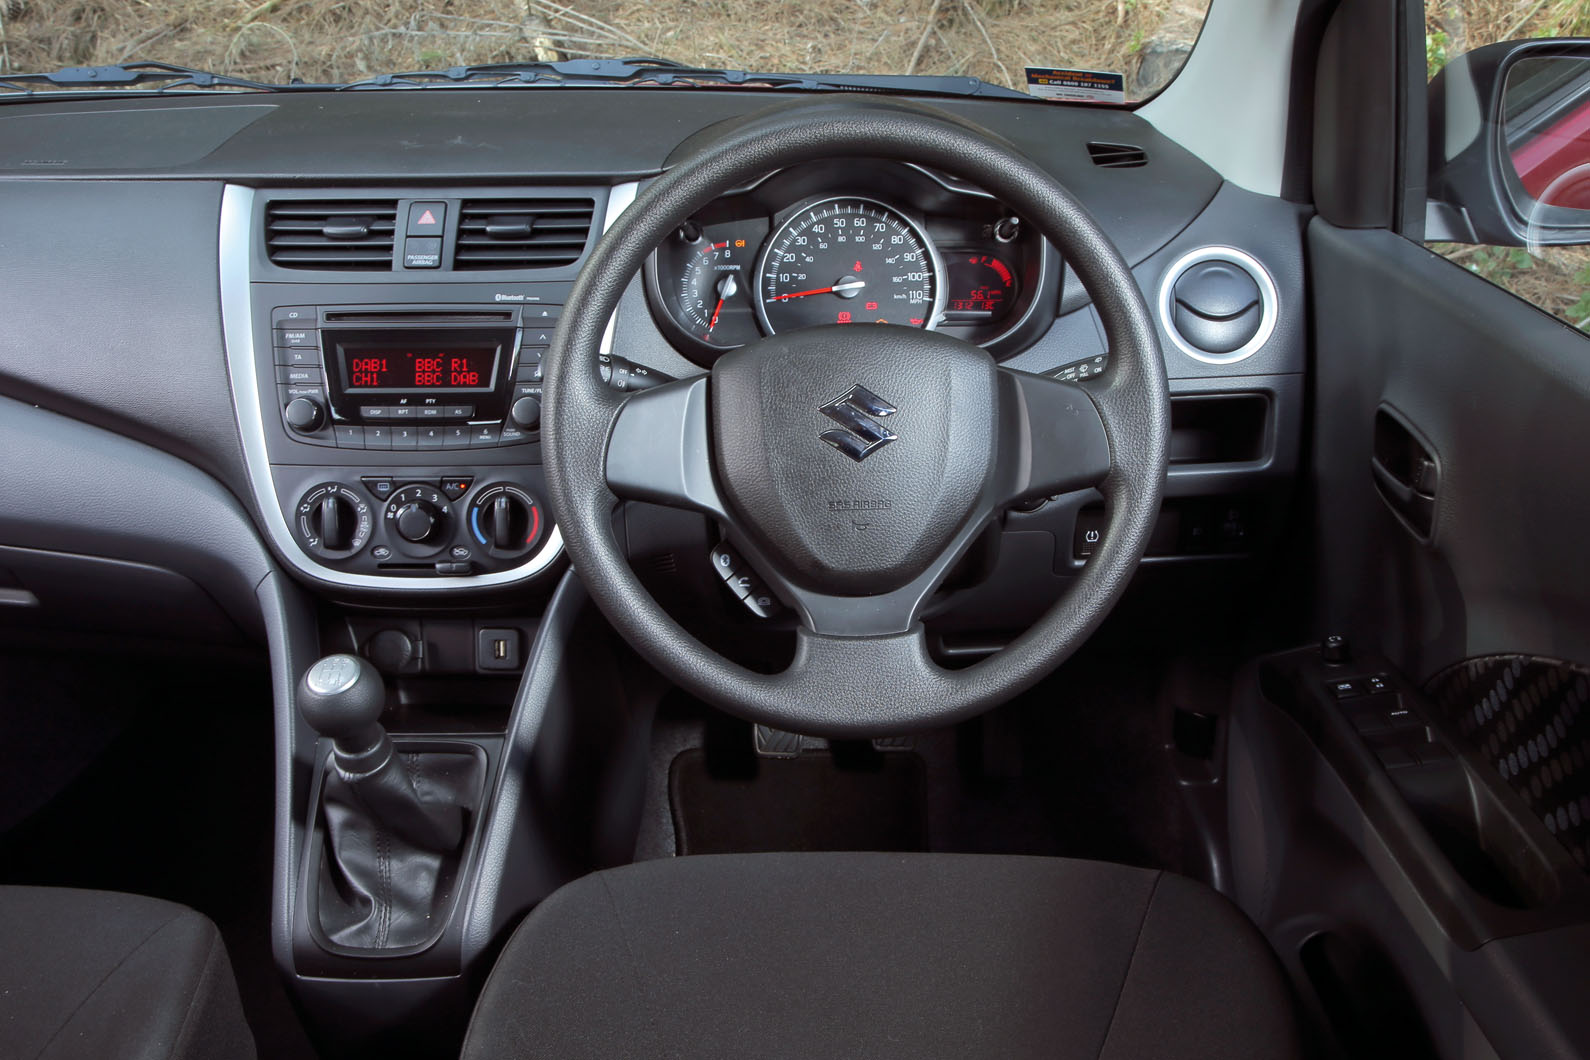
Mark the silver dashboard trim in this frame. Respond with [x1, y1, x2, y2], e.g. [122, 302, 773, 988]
[599, 180, 639, 356]
[218, 183, 566, 591]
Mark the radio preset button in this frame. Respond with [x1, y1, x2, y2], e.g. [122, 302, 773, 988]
[390, 427, 419, 449]
[469, 424, 500, 447]
[417, 427, 446, 450]
[442, 426, 470, 449]
[334, 425, 366, 448]
[363, 426, 392, 450]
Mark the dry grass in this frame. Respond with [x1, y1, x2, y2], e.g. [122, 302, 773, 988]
[0, 0, 1207, 96]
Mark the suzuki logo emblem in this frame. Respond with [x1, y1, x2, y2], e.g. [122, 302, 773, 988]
[818, 384, 898, 462]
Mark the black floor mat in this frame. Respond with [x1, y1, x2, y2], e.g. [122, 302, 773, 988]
[670, 747, 928, 855]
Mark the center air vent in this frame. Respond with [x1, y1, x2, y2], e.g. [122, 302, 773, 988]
[1086, 142, 1149, 168]
[453, 197, 595, 270]
[264, 200, 398, 270]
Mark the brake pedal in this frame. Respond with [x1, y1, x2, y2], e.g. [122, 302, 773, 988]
[754, 724, 823, 759]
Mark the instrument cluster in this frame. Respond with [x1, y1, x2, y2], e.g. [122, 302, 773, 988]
[644, 161, 1059, 365]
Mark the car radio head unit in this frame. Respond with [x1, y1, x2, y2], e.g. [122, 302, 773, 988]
[268, 302, 550, 451]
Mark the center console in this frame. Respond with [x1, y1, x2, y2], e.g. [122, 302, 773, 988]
[218, 184, 640, 592]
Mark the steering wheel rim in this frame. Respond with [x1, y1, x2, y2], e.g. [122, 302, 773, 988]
[543, 98, 1168, 737]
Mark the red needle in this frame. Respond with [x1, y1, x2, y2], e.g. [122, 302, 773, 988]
[771, 285, 839, 301]
[771, 279, 865, 302]
[706, 297, 725, 335]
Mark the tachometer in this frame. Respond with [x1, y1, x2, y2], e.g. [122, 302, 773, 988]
[754, 197, 942, 335]
[677, 239, 748, 347]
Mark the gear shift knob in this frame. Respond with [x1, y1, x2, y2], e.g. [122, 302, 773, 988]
[299, 654, 386, 754]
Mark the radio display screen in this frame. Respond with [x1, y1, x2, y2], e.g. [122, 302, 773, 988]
[326, 327, 508, 393]
[344, 347, 494, 389]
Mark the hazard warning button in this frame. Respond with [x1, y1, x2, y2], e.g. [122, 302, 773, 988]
[407, 201, 447, 237]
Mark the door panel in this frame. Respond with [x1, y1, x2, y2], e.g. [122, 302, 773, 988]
[1308, 220, 1590, 679]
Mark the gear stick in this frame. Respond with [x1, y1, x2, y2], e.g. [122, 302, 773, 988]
[299, 654, 462, 855]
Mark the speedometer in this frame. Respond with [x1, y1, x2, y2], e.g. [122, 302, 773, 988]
[754, 197, 943, 335]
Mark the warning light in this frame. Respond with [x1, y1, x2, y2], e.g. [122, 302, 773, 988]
[909, 317, 924, 325]
[865, 301, 879, 310]
[417, 209, 437, 226]
[837, 311, 852, 323]
[735, 239, 746, 247]
[852, 261, 864, 272]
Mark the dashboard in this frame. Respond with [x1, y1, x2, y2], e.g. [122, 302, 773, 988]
[0, 88, 1306, 629]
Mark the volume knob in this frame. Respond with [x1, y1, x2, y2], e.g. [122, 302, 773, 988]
[284, 396, 325, 434]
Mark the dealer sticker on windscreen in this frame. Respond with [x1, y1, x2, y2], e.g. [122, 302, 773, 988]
[1025, 67, 1125, 105]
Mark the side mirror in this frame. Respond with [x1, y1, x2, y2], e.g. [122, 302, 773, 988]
[1429, 38, 1590, 246]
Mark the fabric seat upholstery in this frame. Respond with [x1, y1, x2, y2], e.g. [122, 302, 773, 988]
[463, 852, 1299, 1059]
[0, 886, 254, 1060]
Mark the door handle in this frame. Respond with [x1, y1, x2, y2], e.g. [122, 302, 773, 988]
[1371, 406, 1439, 541]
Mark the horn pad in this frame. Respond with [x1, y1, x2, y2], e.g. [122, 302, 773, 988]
[710, 325, 999, 595]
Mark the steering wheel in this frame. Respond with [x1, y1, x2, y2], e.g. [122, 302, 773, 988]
[542, 99, 1169, 737]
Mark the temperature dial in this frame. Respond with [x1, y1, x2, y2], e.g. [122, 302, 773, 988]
[383, 484, 452, 555]
[295, 483, 372, 558]
[467, 485, 545, 558]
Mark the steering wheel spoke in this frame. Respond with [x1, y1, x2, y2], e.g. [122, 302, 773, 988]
[993, 368, 1112, 509]
[604, 376, 727, 519]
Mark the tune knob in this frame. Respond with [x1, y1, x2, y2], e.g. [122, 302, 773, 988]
[510, 395, 542, 431]
[284, 396, 326, 434]
[295, 483, 372, 558]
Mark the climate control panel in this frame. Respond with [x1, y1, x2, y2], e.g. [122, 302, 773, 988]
[276, 466, 553, 579]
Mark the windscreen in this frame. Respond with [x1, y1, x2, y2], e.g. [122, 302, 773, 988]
[0, 0, 1211, 103]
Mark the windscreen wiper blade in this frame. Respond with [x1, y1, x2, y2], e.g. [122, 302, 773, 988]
[336, 58, 1030, 99]
[0, 61, 320, 95]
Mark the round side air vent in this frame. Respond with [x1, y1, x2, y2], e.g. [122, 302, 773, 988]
[1157, 247, 1278, 365]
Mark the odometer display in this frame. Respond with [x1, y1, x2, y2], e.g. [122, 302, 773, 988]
[755, 198, 941, 335]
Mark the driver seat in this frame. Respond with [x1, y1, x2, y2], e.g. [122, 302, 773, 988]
[463, 852, 1300, 1059]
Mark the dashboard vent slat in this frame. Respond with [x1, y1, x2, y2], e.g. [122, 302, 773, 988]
[265, 200, 398, 270]
[454, 197, 595, 270]
[1086, 142, 1149, 168]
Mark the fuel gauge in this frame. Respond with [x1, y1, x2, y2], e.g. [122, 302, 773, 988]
[943, 253, 1019, 323]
